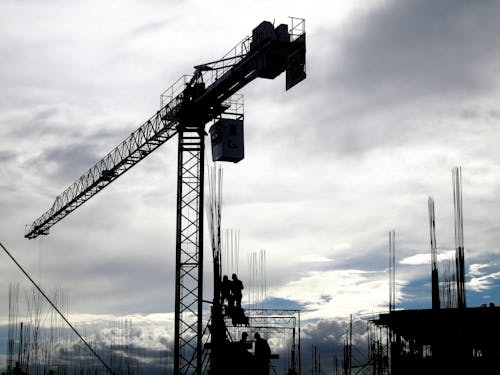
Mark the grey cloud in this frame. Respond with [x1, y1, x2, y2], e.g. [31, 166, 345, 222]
[125, 19, 174, 39]
[258, 0, 500, 159]
[1, 106, 141, 187]
[329, 0, 500, 101]
[0, 150, 16, 163]
[4, 105, 124, 143]
[29, 143, 101, 183]
[300, 317, 369, 372]
[303, 317, 366, 343]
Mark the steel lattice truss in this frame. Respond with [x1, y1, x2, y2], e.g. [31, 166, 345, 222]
[175, 127, 205, 374]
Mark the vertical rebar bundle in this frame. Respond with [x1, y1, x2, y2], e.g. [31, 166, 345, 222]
[428, 197, 440, 310]
[6, 284, 75, 374]
[440, 257, 457, 309]
[206, 165, 223, 291]
[205, 164, 226, 375]
[6, 283, 170, 374]
[222, 229, 240, 276]
[452, 166, 466, 309]
[247, 249, 267, 308]
[7, 283, 20, 373]
[342, 315, 353, 375]
[388, 230, 396, 312]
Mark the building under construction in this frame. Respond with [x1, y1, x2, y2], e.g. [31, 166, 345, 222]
[369, 167, 500, 374]
[371, 306, 500, 374]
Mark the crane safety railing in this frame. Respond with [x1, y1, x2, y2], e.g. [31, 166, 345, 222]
[289, 17, 305, 41]
[162, 16, 306, 100]
[199, 16, 305, 87]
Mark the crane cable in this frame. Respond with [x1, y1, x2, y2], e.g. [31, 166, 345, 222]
[0, 241, 117, 375]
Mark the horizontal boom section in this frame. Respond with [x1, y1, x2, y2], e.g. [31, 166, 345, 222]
[24, 102, 180, 239]
[25, 18, 306, 240]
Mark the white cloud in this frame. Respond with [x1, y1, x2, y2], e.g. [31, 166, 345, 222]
[468, 271, 500, 292]
[469, 263, 490, 277]
[400, 250, 455, 265]
[400, 253, 431, 266]
[271, 269, 399, 319]
[297, 255, 334, 263]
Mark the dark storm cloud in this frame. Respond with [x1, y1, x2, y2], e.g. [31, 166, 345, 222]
[4, 105, 128, 144]
[303, 317, 367, 344]
[0, 104, 140, 187]
[268, 0, 500, 159]
[31, 143, 101, 181]
[300, 317, 369, 372]
[0, 322, 171, 373]
[330, 0, 500, 102]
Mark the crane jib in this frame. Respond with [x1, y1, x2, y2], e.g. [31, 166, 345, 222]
[25, 22, 305, 240]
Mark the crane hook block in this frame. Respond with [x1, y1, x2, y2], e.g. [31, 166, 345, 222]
[209, 119, 244, 163]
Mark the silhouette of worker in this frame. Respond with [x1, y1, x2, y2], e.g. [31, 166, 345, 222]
[238, 331, 253, 374]
[239, 332, 251, 354]
[241, 331, 249, 343]
[231, 273, 244, 307]
[221, 275, 232, 307]
[254, 332, 271, 375]
[13, 362, 26, 375]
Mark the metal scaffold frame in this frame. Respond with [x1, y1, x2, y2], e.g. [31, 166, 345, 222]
[223, 308, 302, 374]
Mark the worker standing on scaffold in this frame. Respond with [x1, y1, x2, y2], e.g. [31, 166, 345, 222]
[254, 332, 271, 375]
[220, 275, 232, 308]
[13, 362, 26, 375]
[238, 332, 253, 374]
[231, 273, 244, 307]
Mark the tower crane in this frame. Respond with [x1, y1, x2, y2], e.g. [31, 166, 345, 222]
[25, 18, 306, 374]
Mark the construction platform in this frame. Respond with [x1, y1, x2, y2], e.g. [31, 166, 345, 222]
[371, 306, 500, 374]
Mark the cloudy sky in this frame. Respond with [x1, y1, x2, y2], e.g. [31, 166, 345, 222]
[2, 0, 500, 371]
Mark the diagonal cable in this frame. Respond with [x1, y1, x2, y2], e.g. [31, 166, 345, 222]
[0, 241, 117, 375]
